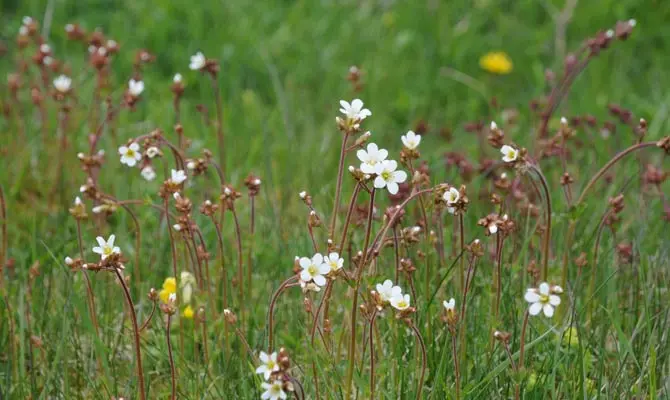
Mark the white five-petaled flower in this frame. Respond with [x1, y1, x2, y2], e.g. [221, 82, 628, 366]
[169, 169, 187, 185]
[443, 298, 456, 311]
[373, 160, 407, 195]
[401, 130, 421, 150]
[357, 143, 388, 174]
[128, 79, 144, 96]
[255, 351, 280, 380]
[324, 252, 343, 272]
[500, 145, 518, 163]
[299, 253, 330, 287]
[390, 293, 411, 311]
[92, 234, 120, 260]
[524, 282, 561, 318]
[141, 166, 156, 181]
[375, 279, 402, 303]
[339, 99, 371, 121]
[53, 75, 72, 93]
[118, 143, 141, 167]
[260, 380, 287, 400]
[189, 52, 206, 70]
[443, 187, 460, 205]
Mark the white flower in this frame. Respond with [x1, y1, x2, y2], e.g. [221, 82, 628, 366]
[299, 253, 330, 287]
[173, 73, 182, 83]
[107, 39, 117, 48]
[299, 191, 307, 199]
[443, 298, 456, 311]
[443, 187, 459, 205]
[339, 99, 371, 121]
[500, 145, 518, 163]
[19, 26, 28, 36]
[169, 169, 187, 185]
[65, 256, 73, 265]
[189, 52, 206, 70]
[180, 271, 196, 304]
[255, 351, 280, 380]
[22, 16, 33, 25]
[524, 282, 561, 318]
[375, 280, 402, 303]
[128, 79, 144, 96]
[488, 221, 498, 234]
[373, 160, 407, 195]
[390, 293, 411, 311]
[53, 75, 72, 93]
[146, 146, 160, 158]
[118, 143, 141, 167]
[40, 44, 50, 54]
[260, 380, 287, 400]
[65, 24, 74, 32]
[92, 234, 120, 260]
[74, 196, 83, 206]
[141, 166, 156, 181]
[323, 252, 343, 272]
[401, 130, 421, 150]
[357, 143, 388, 174]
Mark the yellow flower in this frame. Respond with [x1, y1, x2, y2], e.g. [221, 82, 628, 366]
[159, 277, 177, 304]
[182, 305, 194, 319]
[479, 51, 513, 75]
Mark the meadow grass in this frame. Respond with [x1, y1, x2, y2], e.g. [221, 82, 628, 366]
[1, 0, 670, 399]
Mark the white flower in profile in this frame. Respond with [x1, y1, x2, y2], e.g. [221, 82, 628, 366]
[339, 99, 371, 121]
[299, 253, 330, 286]
[53, 75, 72, 93]
[260, 380, 287, 400]
[169, 169, 187, 185]
[74, 196, 83, 206]
[189, 52, 206, 70]
[141, 166, 156, 181]
[373, 160, 407, 195]
[323, 252, 343, 272]
[128, 79, 144, 96]
[39, 43, 51, 54]
[500, 145, 518, 163]
[390, 293, 411, 311]
[443, 187, 459, 205]
[299, 279, 321, 293]
[146, 146, 160, 158]
[375, 279, 402, 303]
[255, 351, 280, 380]
[443, 298, 456, 312]
[357, 143, 388, 174]
[488, 221, 498, 234]
[173, 73, 182, 83]
[118, 142, 141, 167]
[524, 282, 561, 318]
[92, 234, 120, 260]
[401, 130, 421, 150]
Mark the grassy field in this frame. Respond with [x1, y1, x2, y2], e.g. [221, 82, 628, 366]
[1, 0, 670, 399]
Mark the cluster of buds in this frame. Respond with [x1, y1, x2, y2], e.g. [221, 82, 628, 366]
[77, 150, 105, 175]
[442, 298, 458, 333]
[189, 51, 220, 76]
[616, 242, 633, 264]
[560, 172, 574, 187]
[642, 164, 667, 188]
[220, 185, 242, 210]
[298, 190, 313, 207]
[488, 121, 505, 148]
[160, 292, 178, 315]
[84, 252, 125, 273]
[400, 226, 422, 245]
[347, 65, 363, 92]
[171, 73, 185, 97]
[656, 136, 670, 155]
[493, 172, 511, 192]
[383, 205, 405, 228]
[64, 23, 86, 41]
[186, 150, 213, 176]
[69, 196, 88, 220]
[244, 174, 262, 197]
[134, 49, 155, 68]
[199, 199, 219, 217]
[445, 152, 475, 181]
[477, 213, 515, 236]
[347, 165, 371, 182]
[64, 256, 85, 271]
[79, 178, 102, 201]
[493, 330, 512, 345]
[607, 103, 634, 125]
[467, 239, 484, 258]
[605, 194, 625, 228]
[92, 200, 118, 216]
[435, 183, 469, 215]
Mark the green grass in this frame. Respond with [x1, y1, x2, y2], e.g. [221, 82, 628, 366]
[1, 0, 670, 398]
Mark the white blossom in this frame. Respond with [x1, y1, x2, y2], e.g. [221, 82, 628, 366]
[299, 253, 330, 287]
[373, 160, 407, 195]
[128, 79, 144, 97]
[255, 351, 280, 380]
[357, 143, 388, 174]
[524, 282, 561, 318]
[401, 130, 421, 150]
[92, 234, 120, 260]
[260, 380, 287, 400]
[141, 166, 156, 181]
[375, 280, 402, 303]
[390, 293, 411, 311]
[169, 169, 187, 185]
[118, 143, 141, 167]
[339, 99, 371, 121]
[189, 52, 206, 70]
[500, 145, 518, 163]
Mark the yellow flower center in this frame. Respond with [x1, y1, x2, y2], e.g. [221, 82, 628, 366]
[507, 150, 516, 159]
[539, 294, 549, 304]
[102, 245, 113, 256]
[398, 300, 407, 308]
[126, 149, 136, 157]
[267, 360, 276, 370]
[308, 265, 317, 276]
[381, 171, 391, 181]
